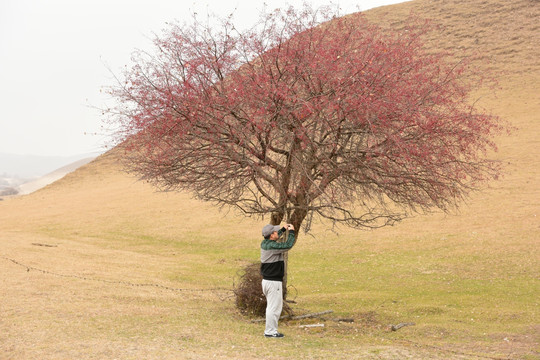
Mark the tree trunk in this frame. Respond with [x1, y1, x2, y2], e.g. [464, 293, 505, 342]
[281, 208, 307, 302]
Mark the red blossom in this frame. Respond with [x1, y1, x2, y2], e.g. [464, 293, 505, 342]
[105, 4, 503, 231]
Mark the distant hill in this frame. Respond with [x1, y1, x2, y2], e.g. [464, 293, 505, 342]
[0, 152, 102, 179]
[16, 157, 97, 195]
[0, 154, 99, 197]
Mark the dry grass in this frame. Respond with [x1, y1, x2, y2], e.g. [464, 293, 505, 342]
[1, 0, 539, 358]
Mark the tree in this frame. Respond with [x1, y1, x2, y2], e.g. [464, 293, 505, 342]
[106, 4, 502, 235]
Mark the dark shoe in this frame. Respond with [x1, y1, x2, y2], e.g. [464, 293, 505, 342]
[264, 333, 284, 338]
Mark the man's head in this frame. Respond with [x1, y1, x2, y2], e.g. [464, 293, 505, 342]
[262, 224, 281, 240]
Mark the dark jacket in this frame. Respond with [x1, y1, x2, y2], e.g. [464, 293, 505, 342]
[260, 228, 296, 281]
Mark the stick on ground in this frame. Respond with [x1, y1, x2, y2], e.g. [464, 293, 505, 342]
[390, 322, 416, 331]
[251, 310, 333, 323]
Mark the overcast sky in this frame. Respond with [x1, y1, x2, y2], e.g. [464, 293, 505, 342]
[0, 0, 406, 157]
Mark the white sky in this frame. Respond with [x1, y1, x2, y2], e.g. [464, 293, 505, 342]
[0, 0, 407, 157]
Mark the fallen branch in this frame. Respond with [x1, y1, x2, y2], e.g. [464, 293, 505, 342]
[390, 322, 416, 331]
[299, 323, 325, 328]
[31, 243, 58, 247]
[333, 318, 354, 323]
[288, 310, 334, 321]
[252, 310, 333, 323]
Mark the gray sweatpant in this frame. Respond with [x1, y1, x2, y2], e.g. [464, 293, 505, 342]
[262, 279, 283, 335]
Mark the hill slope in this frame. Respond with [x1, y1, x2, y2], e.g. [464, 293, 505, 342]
[1, 0, 538, 359]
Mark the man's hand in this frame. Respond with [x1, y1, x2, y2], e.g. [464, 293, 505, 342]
[286, 224, 295, 231]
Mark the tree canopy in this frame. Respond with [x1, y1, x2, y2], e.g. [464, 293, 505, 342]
[106, 5, 502, 232]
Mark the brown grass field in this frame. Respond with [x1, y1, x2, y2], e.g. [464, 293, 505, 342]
[1, 0, 539, 358]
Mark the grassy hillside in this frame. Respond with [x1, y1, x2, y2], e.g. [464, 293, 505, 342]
[1, 0, 538, 358]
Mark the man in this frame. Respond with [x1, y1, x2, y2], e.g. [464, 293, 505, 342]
[260, 223, 296, 338]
